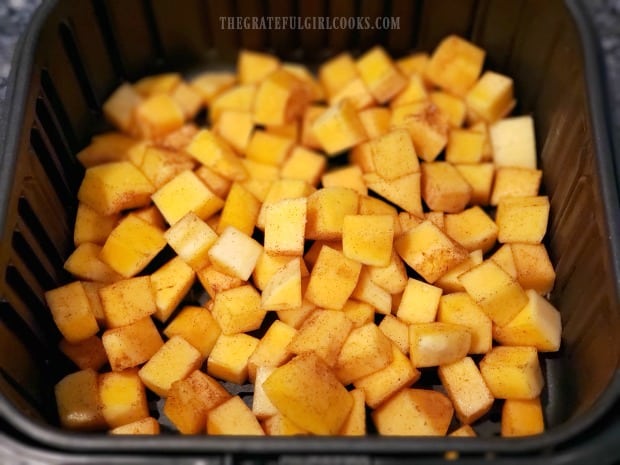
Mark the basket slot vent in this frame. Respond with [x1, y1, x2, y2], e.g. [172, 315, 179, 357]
[325, 0, 355, 53]
[385, 0, 419, 55]
[17, 197, 68, 277]
[39, 69, 79, 155]
[90, 0, 126, 80]
[11, 231, 55, 292]
[204, 0, 240, 61]
[141, 0, 165, 66]
[57, 22, 101, 113]
[356, 0, 387, 52]
[267, 0, 296, 57]
[29, 125, 74, 209]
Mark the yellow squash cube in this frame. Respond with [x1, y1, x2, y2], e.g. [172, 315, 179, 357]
[99, 276, 156, 328]
[138, 335, 202, 397]
[501, 398, 545, 437]
[164, 211, 219, 271]
[45, 282, 99, 343]
[110, 417, 160, 435]
[342, 214, 393, 267]
[369, 129, 419, 181]
[99, 369, 148, 428]
[493, 289, 562, 352]
[207, 333, 260, 384]
[459, 260, 528, 326]
[490, 167, 542, 206]
[263, 353, 353, 435]
[261, 258, 302, 311]
[247, 320, 297, 383]
[372, 388, 454, 436]
[409, 322, 471, 367]
[254, 68, 310, 126]
[280, 146, 327, 186]
[496, 196, 550, 244]
[438, 357, 494, 424]
[59, 335, 108, 371]
[164, 306, 222, 358]
[150, 256, 196, 322]
[305, 187, 359, 241]
[480, 346, 545, 399]
[288, 309, 353, 367]
[152, 170, 224, 226]
[54, 369, 106, 431]
[102, 317, 163, 371]
[212, 284, 265, 335]
[364, 172, 423, 217]
[438, 292, 492, 354]
[465, 71, 515, 123]
[103, 83, 142, 133]
[395, 220, 469, 283]
[444, 206, 498, 253]
[490, 116, 537, 169]
[425, 35, 485, 96]
[264, 198, 307, 256]
[421, 162, 472, 213]
[356, 46, 407, 103]
[208, 226, 263, 281]
[354, 344, 421, 408]
[73, 203, 119, 246]
[454, 163, 494, 205]
[134, 93, 185, 139]
[238, 50, 280, 84]
[77, 161, 154, 215]
[64, 243, 123, 283]
[311, 99, 367, 155]
[207, 395, 265, 435]
[100, 215, 167, 278]
[390, 102, 449, 162]
[304, 245, 362, 310]
[163, 370, 231, 434]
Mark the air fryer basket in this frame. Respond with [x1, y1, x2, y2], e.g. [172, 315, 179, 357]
[0, 0, 619, 462]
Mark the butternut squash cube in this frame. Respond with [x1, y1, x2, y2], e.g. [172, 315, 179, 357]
[450, 424, 477, 437]
[390, 102, 449, 162]
[312, 99, 367, 155]
[276, 298, 316, 330]
[212, 284, 265, 335]
[190, 72, 236, 105]
[491, 165, 542, 205]
[409, 322, 471, 367]
[444, 206, 498, 253]
[78, 282, 106, 324]
[207, 333, 260, 384]
[465, 71, 515, 123]
[459, 260, 529, 326]
[370, 129, 419, 181]
[55, 369, 106, 431]
[496, 196, 550, 244]
[134, 93, 185, 139]
[45, 281, 99, 343]
[280, 146, 327, 186]
[397, 278, 442, 324]
[378, 315, 409, 354]
[263, 353, 353, 435]
[339, 389, 366, 436]
[354, 343, 421, 408]
[152, 170, 224, 226]
[171, 82, 203, 120]
[480, 346, 544, 399]
[454, 163, 494, 205]
[318, 52, 358, 98]
[264, 198, 307, 256]
[322, 165, 367, 195]
[197, 265, 244, 299]
[288, 309, 353, 367]
[372, 388, 454, 436]
[109, 417, 160, 435]
[396, 52, 429, 77]
[77, 131, 139, 167]
[133, 73, 181, 97]
[364, 172, 423, 217]
[163, 370, 231, 434]
[138, 335, 202, 397]
[246, 130, 295, 167]
[351, 268, 392, 315]
[342, 299, 375, 328]
[102, 317, 163, 371]
[59, 335, 108, 371]
[103, 83, 142, 133]
[335, 323, 394, 385]
[100, 215, 167, 278]
[395, 220, 469, 283]
[349, 141, 375, 173]
[501, 397, 545, 437]
[99, 276, 156, 328]
[301, 105, 327, 150]
[194, 165, 233, 199]
[164, 306, 222, 358]
[64, 243, 123, 283]
[366, 251, 408, 294]
[438, 292, 492, 354]
[305, 246, 362, 310]
[187, 130, 247, 182]
[207, 395, 265, 435]
[262, 413, 309, 436]
[210, 83, 257, 123]
[342, 214, 393, 267]
[425, 35, 485, 96]
[493, 289, 562, 352]
[257, 179, 314, 229]
[490, 116, 537, 169]
[446, 129, 485, 164]
[358, 107, 391, 138]
[261, 258, 302, 311]
[252, 366, 279, 419]
[77, 161, 154, 215]
[430, 91, 466, 128]
[390, 74, 428, 108]
[421, 162, 472, 213]
[254, 68, 310, 126]
[435, 249, 483, 294]
[356, 46, 407, 103]
[305, 187, 359, 241]
[329, 77, 375, 110]
[490, 244, 518, 279]
[214, 109, 253, 154]
[73, 203, 119, 246]
[248, 320, 297, 382]
[208, 226, 263, 281]
[438, 356, 494, 424]
[282, 63, 324, 101]
[99, 369, 148, 428]
[511, 243, 556, 294]
[137, 145, 195, 189]
[150, 256, 195, 322]
[238, 50, 280, 84]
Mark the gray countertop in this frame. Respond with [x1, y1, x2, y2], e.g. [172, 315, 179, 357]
[0, 0, 618, 136]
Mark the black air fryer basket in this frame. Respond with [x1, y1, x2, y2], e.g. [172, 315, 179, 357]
[0, 0, 619, 463]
